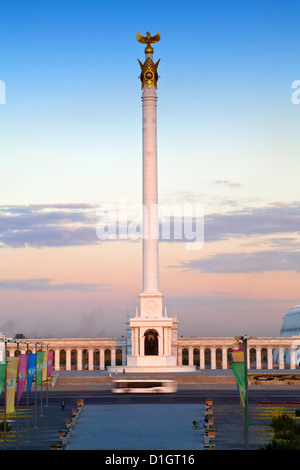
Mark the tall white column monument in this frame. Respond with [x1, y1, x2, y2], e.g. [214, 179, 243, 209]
[125, 32, 195, 372]
[138, 31, 162, 317]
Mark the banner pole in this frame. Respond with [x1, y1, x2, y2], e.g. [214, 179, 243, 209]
[34, 343, 37, 429]
[244, 337, 249, 450]
[233, 335, 252, 450]
[25, 342, 30, 442]
[40, 345, 44, 418]
[16, 342, 20, 450]
[3, 340, 7, 450]
[46, 345, 49, 408]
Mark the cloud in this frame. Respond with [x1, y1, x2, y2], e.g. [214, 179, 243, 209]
[177, 250, 300, 273]
[1, 226, 99, 248]
[0, 278, 108, 291]
[203, 202, 300, 242]
[0, 201, 299, 248]
[0, 203, 100, 248]
[215, 180, 243, 188]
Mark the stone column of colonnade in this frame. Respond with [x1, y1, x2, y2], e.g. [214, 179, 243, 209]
[279, 346, 285, 369]
[267, 346, 273, 369]
[290, 347, 297, 369]
[77, 347, 82, 370]
[66, 348, 71, 371]
[222, 346, 228, 369]
[55, 348, 60, 371]
[256, 346, 261, 369]
[200, 347, 205, 369]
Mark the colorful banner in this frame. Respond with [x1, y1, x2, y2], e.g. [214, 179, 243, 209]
[36, 350, 44, 386]
[231, 361, 247, 407]
[6, 357, 19, 413]
[231, 350, 244, 362]
[27, 353, 36, 393]
[47, 350, 54, 377]
[17, 354, 28, 402]
[0, 362, 7, 395]
[42, 351, 48, 382]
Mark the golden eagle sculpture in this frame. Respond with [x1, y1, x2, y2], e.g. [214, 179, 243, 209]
[136, 31, 161, 53]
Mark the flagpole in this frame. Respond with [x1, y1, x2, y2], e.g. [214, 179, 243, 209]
[234, 335, 251, 450]
[16, 341, 20, 450]
[34, 343, 37, 429]
[40, 343, 44, 418]
[243, 336, 249, 450]
[25, 342, 29, 443]
[3, 339, 7, 450]
[46, 345, 49, 408]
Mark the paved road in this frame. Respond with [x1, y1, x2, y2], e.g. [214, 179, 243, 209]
[24, 388, 300, 404]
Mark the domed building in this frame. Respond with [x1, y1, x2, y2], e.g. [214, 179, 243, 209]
[274, 305, 300, 366]
[279, 305, 300, 337]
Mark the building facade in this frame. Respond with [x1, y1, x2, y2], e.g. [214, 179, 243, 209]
[2, 333, 300, 371]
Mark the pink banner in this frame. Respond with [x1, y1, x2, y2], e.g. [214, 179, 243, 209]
[18, 354, 29, 402]
[47, 350, 54, 377]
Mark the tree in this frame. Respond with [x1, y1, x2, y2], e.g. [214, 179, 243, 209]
[14, 333, 27, 339]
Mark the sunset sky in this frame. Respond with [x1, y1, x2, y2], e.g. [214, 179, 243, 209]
[0, 0, 299, 339]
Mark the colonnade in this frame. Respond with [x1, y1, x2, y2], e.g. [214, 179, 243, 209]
[3, 336, 300, 371]
[53, 345, 127, 371]
[176, 337, 300, 370]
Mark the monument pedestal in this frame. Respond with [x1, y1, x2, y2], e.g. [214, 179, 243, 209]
[120, 311, 196, 373]
[124, 355, 196, 373]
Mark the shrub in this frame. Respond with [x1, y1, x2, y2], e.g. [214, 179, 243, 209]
[259, 413, 300, 450]
[271, 413, 300, 439]
[259, 440, 300, 450]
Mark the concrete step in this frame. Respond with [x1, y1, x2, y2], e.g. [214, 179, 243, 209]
[55, 374, 236, 387]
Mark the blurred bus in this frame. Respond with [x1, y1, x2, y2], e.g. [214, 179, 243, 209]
[112, 379, 177, 393]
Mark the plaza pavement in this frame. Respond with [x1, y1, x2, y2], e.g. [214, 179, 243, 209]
[65, 403, 206, 450]
[2, 369, 300, 451]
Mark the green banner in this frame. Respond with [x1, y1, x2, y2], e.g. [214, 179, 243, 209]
[0, 362, 7, 395]
[36, 350, 44, 386]
[42, 351, 48, 382]
[231, 361, 246, 407]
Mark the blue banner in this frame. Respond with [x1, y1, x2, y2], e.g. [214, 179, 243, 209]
[27, 353, 36, 393]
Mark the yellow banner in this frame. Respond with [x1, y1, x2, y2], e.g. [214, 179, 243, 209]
[42, 351, 48, 382]
[231, 350, 244, 362]
[6, 357, 19, 414]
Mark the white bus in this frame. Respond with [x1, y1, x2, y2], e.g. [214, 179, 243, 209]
[112, 379, 177, 394]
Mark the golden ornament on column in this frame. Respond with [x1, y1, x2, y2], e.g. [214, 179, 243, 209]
[136, 31, 161, 53]
[137, 31, 160, 89]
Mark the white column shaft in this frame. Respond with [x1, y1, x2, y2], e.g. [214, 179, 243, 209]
[141, 59, 159, 294]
